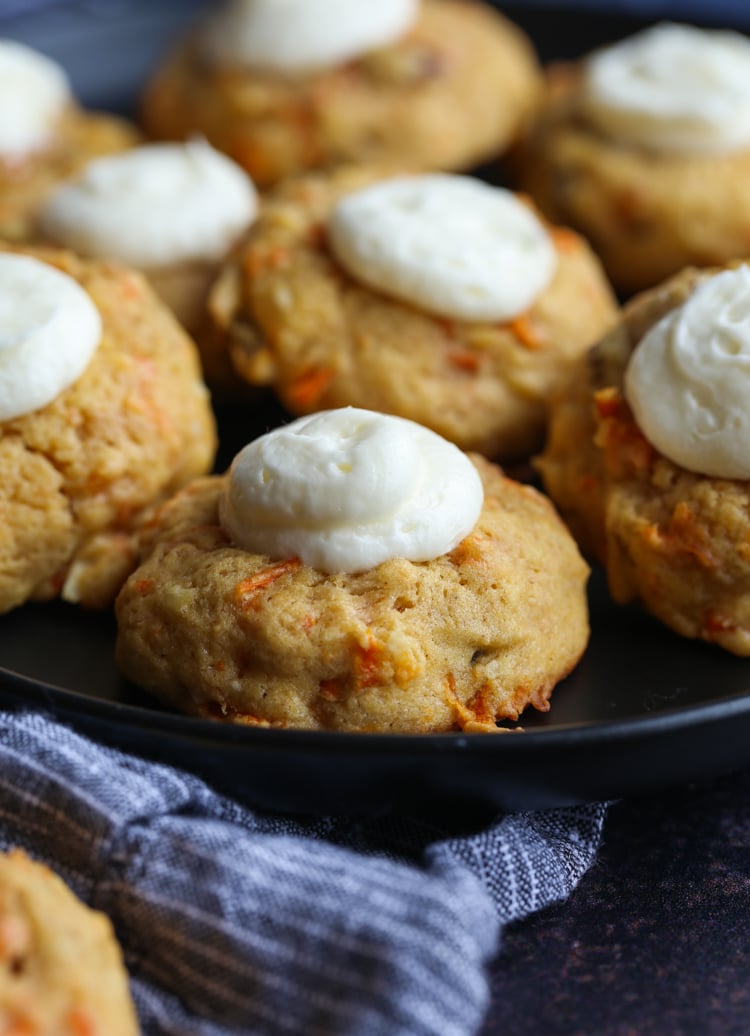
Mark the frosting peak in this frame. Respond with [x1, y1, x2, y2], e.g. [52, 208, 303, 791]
[583, 23, 750, 154]
[0, 40, 70, 157]
[219, 408, 484, 573]
[625, 265, 750, 479]
[40, 140, 258, 269]
[327, 175, 558, 322]
[0, 254, 101, 421]
[202, 0, 419, 74]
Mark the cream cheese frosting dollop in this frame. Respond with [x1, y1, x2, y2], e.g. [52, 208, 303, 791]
[0, 253, 101, 421]
[327, 175, 558, 322]
[582, 23, 750, 154]
[219, 407, 484, 573]
[0, 40, 71, 157]
[202, 0, 419, 74]
[39, 140, 258, 270]
[625, 265, 750, 479]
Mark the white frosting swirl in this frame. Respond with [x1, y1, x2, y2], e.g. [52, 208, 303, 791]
[40, 140, 258, 270]
[582, 23, 750, 154]
[0, 40, 71, 158]
[327, 175, 558, 322]
[219, 408, 484, 573]
[202, 0, 419, 74]
[625, 266, 750, 479]
[0, 254, 101, 422]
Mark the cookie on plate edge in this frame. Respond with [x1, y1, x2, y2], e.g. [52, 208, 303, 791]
[538, 261, 750, 655]
[115, 408, 590, 733]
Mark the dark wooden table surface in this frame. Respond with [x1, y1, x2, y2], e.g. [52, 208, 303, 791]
[482, 770, 750, 1035]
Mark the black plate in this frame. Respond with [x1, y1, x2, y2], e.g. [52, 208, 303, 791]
[2, 0, 750, 814]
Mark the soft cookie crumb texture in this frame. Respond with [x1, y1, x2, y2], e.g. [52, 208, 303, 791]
[538, 263, 750, 656]
[0, 245, 217, 614]
[115, 455, 590, 733]
[0, 849, 139, 1036]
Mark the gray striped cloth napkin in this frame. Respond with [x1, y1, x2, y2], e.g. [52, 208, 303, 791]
[0, 710, 606, 1035]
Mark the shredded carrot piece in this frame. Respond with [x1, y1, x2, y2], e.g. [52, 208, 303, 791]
[448, 534, 485, 565]
[704, 610, 738, 635]
[234, 559, 301, 609]
[551, 227, 580, 254]
[2, 1018, 36, 1036]
[448, 349, 480, 373]
[466, 683, 496, 726]
[301, 614, 318, 631]
[641, 506, 717, 569]
[119, 273, 142, 301]
[67, 1009, 96, 1036]
[595, 389, 654, 475]
[508, 313, 545, 350]
[134, 578, 154, 596]
[594, 387, 622, 420]
[287, 366, 334, 410]
[354, 632, 386, 690]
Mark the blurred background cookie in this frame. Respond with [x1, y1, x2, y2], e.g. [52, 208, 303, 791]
[37, 139, 258, 343]
[0, 848, 139, 1036]
[204, 166, 617, 460]
[0, 245, 216, 614]
[538, 261, 750, 655]
[0, 38, 139, 243]
[514, 23, 750, 294]
[140, 0, 543, 187]
[115, 408, 590, 732]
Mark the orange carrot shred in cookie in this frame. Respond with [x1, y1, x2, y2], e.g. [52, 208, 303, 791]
[448, 349, 481, 373]
[354, 632, 386, 690]
[68, 1009, 96, 1036]
[551, 227, 580, 254]
[119, 274, 142, 302]
[234, 559, 301, 609]
[704, 610, 738, 635]
[641, 503, 719, 570]
[3, 1018, 36, 1036]
[287, 366, 334, 410]
[508, 313, 545, 349]
[595, 390, 654, 476]
[594, 386, 622, 420]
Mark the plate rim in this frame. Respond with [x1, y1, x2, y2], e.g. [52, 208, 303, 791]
[3, 661, 750, 756]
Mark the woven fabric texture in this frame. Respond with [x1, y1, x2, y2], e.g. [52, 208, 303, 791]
[0, 710, 607, 1035]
